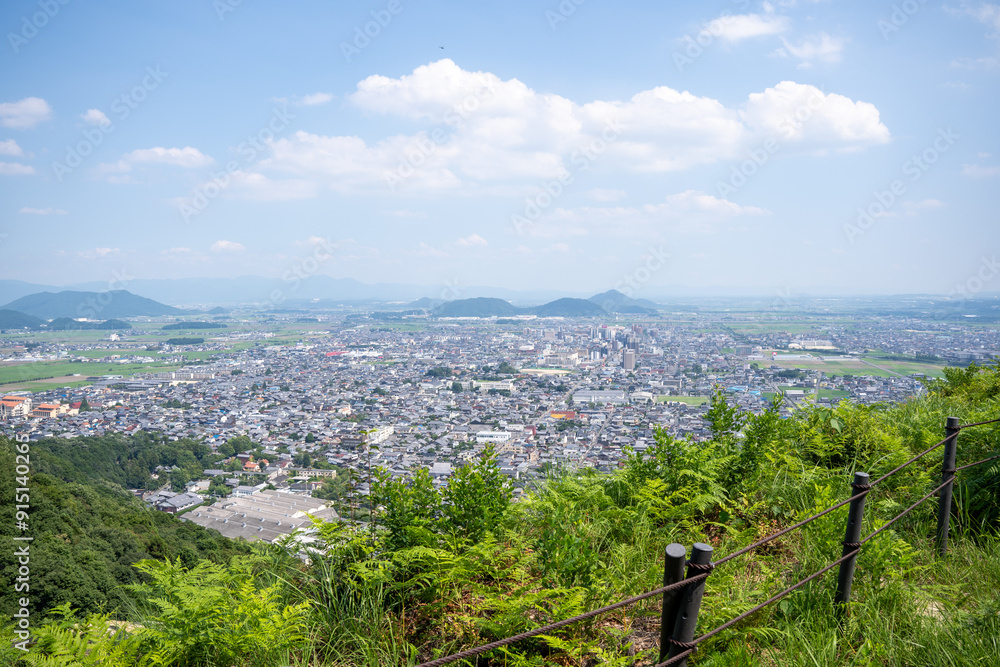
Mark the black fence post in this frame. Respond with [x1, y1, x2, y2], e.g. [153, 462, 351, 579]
[834, 471, 870, 610]
[667, 542, 713, 667]
[936, 416, 960, 557]
[658, 543, 687, 664]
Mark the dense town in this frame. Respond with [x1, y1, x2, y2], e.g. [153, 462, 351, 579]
[1, 312, 996, 544]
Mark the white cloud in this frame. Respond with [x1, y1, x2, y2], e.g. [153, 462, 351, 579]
[525, 190, 767, 238]
[0, 162, 35, 175]
[19, 207, 67, 215]
[81, 109, 111, 126]
[962, 163, 1000, 177]
[699, 13, 790, 44]
[740, 81, 889, 146]
[775, 33, 845, 67]
[211, 240, 246, 252]
[99, 146, 214, 177]
[254, 60, 889, 194]
[0, 97, 52, 129]
[456, 233, 489, 247]
[0, 139, 24, 156]
[299, 92, 334, 106]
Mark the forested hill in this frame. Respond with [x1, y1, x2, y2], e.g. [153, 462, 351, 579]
[0, 434, 252, 619]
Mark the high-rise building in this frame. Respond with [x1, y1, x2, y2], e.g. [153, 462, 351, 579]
[623, 349, 635, 370]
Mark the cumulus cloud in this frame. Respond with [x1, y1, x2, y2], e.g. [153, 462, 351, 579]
[0, 97, 52, 129]
[211, 240, 246, 252]
[19, 207, 68, 215]
[0, 139, 24, 156]
[81, 109, 111, 126]
[250, 60, 889, 195]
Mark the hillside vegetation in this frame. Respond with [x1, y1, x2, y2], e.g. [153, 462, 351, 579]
[3, 363, 1000, 666]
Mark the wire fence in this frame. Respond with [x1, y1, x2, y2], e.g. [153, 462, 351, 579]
[413, 416, 998, 667]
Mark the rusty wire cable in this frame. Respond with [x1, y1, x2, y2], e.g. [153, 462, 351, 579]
[713, 433, 950, 568]
[955, 453, 1000, 472]
[411, 573, 708, 667]
[958, 417, 1000, 429]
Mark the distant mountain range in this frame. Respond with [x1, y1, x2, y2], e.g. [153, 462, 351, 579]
[0, 277, 598, 309]
[0, 287, 659, 323]
[0, 290, 185, 320]
[431, 295, 623, 318]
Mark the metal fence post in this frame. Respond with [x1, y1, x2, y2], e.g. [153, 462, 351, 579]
[834, 471, 870, 609]
[936, 416, 960, 557]
[658, 543, 687, 664]
[667, 542, 713, 667]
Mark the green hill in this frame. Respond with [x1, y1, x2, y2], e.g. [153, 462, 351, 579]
[434, 296, 607, 317]
[0, 309, 44, 329]
[433, 297, 521, 317]
[531, 297, 606, 316]
[589, 288, 660, 313]
[0, 433, 250, 619]
[162, 321, 227, 330]
[47, 317, 132, 330]
[1, 290, 184, 319]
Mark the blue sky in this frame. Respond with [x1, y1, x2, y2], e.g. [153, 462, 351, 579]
[1, 0, 998, 299]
